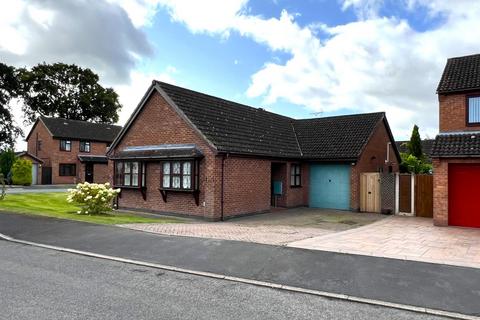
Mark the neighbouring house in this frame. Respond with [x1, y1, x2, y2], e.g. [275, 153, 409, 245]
[432, 53, 480, 228]
[14, 151, 44, 185]
[107, 81, 400, 220]
[395, 139, 435, 162]
[25, 116, 122, 185]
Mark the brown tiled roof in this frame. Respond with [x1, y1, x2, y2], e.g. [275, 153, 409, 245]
[154, 81, 394, 160]
[437, 54, 480, 94]
[431, 132, 480, 157]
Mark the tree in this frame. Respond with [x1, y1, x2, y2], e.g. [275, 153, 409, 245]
[19, 63, 122, 124]
[11, 158, 32, 186]
[0, 63, 22, 150]
[0, 149, 16, 178]
[400, 153, 432, 174]
[407, 125, 423, 159]
[0, 173, 5, 200]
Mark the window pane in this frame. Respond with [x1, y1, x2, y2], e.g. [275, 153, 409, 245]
[172, 176, 181, 188]
[132, 174, 138, 186]
[173, 162, 181, 174]
[163, 175, 170, 188]
[296, 176, 301, 186]
[163, 162, 170, 174]
[125, 163, 131, 173]
[132, 162, 139, 174]
[183, 176, 191, 189]
[296, 165, 301, 175]
[124, 174, 131, 186]
[469, 97, 480, 123]
[183, 162, 191, 175]
[291, 175, 295, 186]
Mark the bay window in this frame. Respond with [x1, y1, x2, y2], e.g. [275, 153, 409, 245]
[115, 161, 144, 187]
[161, 160, 197, 191]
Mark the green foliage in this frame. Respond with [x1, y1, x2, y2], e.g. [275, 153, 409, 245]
[0, 63, 22, 149]
[11, 158, 32, 186]
[400, 153, 432, 174]
[0, 173, 5, 200]
[19, 63, 122, 124]
[0, 149, 16, 178]
[407, 125, 423, 159]
[67, 182, 120, 215]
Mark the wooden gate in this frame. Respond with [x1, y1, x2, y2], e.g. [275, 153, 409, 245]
[360, 173, 381, 213]
[415, 174, 433, 217]
[399, 174, 412, 213]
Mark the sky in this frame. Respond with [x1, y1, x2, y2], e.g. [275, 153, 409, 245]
[2, 0, 480, 150]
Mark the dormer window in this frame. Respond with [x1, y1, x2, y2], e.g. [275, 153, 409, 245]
[467, 96, 480, 125]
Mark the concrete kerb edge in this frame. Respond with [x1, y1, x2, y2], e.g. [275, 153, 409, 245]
[0, 232, 477, 320]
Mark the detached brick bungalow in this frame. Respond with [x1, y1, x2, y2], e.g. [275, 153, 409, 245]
[432, 53, 480, 228]
[107, 81, 400, 220]
[26, 117, 122, 184]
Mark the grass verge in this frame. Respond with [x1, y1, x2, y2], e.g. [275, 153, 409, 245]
[0, 192, 183, 225]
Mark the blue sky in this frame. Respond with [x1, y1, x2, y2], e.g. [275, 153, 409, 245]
[2, 0, 480, 149]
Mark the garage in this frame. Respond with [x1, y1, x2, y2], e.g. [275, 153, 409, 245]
[448, 164, 480, 228]
[309, 164, 351, 210]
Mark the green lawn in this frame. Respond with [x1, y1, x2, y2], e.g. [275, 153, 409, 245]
[0, 192, 183, 225]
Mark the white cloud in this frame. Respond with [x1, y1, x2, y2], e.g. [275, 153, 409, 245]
[148, 0, 480, 140]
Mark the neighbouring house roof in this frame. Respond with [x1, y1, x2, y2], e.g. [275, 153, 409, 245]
[431, 132, 480, 158]
[26, 116, 122, 143]
[110, 144, 204, 160]
[78, 155, 108, 164]
[109, 81, 400, 162]
[14, 151, 44, 164]
[437, 53, 480, 94]
[395, 139, 435, 161]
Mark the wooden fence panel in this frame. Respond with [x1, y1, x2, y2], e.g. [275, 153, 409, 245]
[415, 174, 433, 217]
[399, 174, 411, 213]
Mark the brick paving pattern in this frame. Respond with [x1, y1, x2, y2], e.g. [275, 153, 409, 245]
[288, 216, 480, 268]
[119, 223, 333, 246]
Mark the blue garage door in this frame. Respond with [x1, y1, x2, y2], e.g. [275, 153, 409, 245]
[309, 164, 351, 210]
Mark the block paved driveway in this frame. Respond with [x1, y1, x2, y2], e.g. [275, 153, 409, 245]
[122, 209, 480, 268]
[119, 208, 384, 246]
[289, 215, 480, 268]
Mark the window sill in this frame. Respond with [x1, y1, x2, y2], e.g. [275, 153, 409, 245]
[290, 185, 302, 188]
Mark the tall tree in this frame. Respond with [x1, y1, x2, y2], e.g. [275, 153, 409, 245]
[408, 124, 423, 159]
[0, 63, 22, 150]
[19, 63, 122, 124]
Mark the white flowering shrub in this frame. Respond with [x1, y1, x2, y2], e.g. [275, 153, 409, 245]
[67, 182, 120, 215]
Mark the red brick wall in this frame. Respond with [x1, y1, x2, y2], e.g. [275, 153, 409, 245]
[285, 162, 309, 207]
[439, 92, 480, 132]
[432, 157, 480, 226]
[111, 91, 220, 219]
[350, 120, 400, 210]
[222, 157, 271, 217]
[26, 120, 110, 184]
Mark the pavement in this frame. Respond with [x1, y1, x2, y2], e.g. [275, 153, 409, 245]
[0, 241, 446, 320]
[289, 215, 480, 268]
[0, 212, 479, 317]
[5, 184, 73, 194]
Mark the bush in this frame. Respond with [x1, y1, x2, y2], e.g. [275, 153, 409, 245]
[0, 149, 16, 179]
[11, 158, 32, 186]
[67, 182, 120, 215]
[400, 153, 432, 174]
